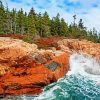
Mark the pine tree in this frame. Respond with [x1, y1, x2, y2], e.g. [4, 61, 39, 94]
[78, 19, 84, 29]
[4, 6, 10, 33]
[92, 28, 98, 42]
[24, 7, 37, 43]
[50, 13, 61, 36]
[17, 8, 25, 34]
[27, 7, 37, 34]
[11, 8, 17, 33]
[42, 11, 50, 37]
[73, 15, 76, 26]
[50, 18, 56, 35]
[0, 0, 6, 34]
[60, 18, 68, 36]
[24, 12, 28, 34]
[36, 13, 43, 37]
[54, 13, 61, 35]
[98, 34, 100, 43]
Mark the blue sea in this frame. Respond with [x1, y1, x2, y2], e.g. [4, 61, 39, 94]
[4, 53, 100, 100]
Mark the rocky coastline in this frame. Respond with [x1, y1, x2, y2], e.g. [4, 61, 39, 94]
[0, 37, 99, 97]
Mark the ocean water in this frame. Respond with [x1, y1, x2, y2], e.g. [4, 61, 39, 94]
[4, 53, 100, 100]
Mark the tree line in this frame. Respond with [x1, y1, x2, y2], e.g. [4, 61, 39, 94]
[0, 0, 100, 43]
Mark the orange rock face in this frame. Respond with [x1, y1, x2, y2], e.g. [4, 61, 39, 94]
[58, 39, 100, 59]
[36, 37, 100, 59]
[0, 34, 24, 39]
[0, 37, 69, 96]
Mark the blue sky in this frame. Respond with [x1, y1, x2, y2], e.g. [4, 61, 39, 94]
[2, 0, 100, 32]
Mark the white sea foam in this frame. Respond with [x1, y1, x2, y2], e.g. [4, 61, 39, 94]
[68, 53, 100, 85]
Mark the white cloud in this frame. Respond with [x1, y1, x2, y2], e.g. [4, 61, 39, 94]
[83, 8, 100, 31]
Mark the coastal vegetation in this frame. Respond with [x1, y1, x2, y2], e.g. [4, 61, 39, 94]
[0, 0, 100, 43]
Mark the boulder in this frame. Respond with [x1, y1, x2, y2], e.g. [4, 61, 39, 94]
[0, 37, 37, 67]
[0, 37, 69, 96]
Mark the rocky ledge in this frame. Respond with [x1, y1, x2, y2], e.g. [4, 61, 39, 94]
[0, 37, 69, 96]
[58, 39, 100, 59]
[36, 37, 100, 59]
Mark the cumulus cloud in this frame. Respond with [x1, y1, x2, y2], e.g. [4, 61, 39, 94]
[2, 0, 100, 32]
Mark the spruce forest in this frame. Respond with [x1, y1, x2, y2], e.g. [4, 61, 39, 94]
[0, 0, 100, 43]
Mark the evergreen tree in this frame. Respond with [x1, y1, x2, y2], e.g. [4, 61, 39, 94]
[50, 13, 61, 36]
[50, 18, 56, 35]
[24, 7, 37, 43]
[92, 28, 98, 42]
[0, 0, 5, 34]
[36, 13, 43, 37]
[17, 8, 25, 34]
[8, 8, 17, 33]
[54, 13, 61, 35]
[42, 11, 50, 37]
[4, 6, 10, 33]
[11, 8, 17, 33]
[60, 18, 68, 36]
[73, 15, 76, 26]
[78, 19, 84, 29]
[24, 12, 28, 34]
[98, 34, 100, 43]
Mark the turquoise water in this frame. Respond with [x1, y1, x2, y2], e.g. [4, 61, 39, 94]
[33, 74, 100, 100]
[4, 53, 100, 100]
